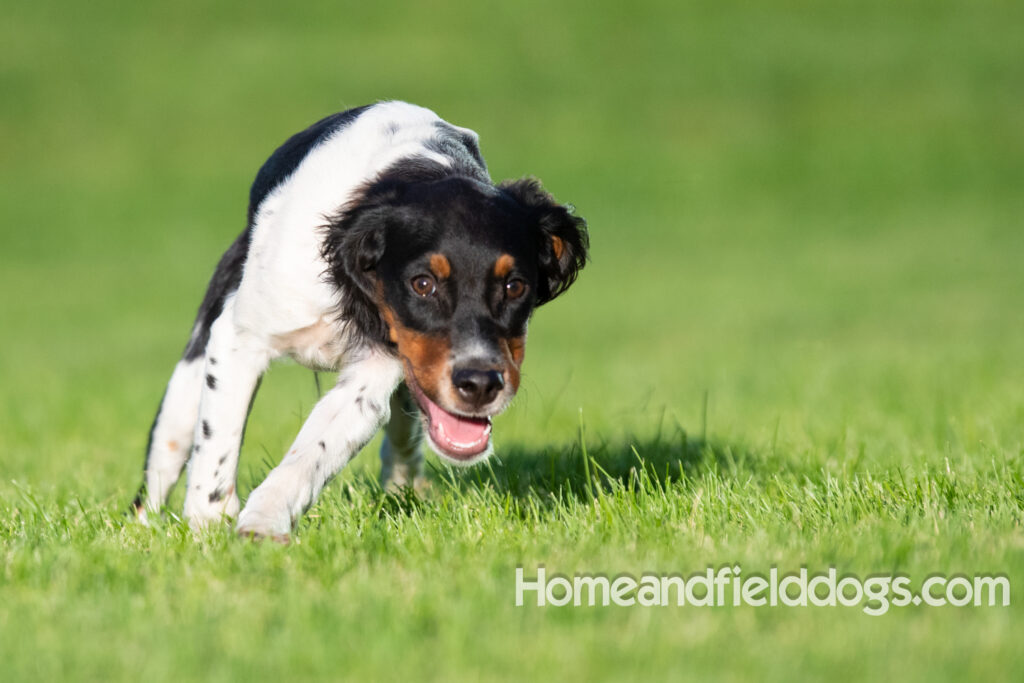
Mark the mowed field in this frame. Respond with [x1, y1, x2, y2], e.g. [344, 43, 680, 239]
[2, 0, 1022, 680]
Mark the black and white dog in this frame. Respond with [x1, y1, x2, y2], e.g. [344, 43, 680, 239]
[132, 101, 588, 539]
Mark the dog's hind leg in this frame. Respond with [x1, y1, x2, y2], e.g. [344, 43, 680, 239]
[133, 357, 205, 522]
[182, 299, 272, 528]
[133, 228, 252, 522]
[380, 383, 426, 493]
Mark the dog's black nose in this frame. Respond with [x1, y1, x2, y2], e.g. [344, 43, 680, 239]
[452, 368, 504, 407]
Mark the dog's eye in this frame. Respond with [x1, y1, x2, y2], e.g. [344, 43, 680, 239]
[505, 278, 526, 299]
[410, 274, 437, 297]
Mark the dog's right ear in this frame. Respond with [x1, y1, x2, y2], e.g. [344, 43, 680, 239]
[500, 178, 589, 305]
[322, 183, 403, 345]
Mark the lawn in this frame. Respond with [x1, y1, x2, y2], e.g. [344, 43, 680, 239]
[1, 0, 1022, 680]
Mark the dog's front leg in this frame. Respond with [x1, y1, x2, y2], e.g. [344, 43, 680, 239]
[380, 383, 426, 492]
[236, 351, 402, 540]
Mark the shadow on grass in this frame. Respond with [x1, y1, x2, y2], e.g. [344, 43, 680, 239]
[358, 423, 768, 518]
[467, 430, 760, 497]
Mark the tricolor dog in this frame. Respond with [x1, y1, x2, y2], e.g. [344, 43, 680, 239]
[131, 101, 588, 539]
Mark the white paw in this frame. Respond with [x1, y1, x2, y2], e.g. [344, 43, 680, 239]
[236, 491, 293, 541]
[184, 488, 240, 530]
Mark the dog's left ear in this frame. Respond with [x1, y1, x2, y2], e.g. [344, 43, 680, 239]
[500, 178, 589, 305]
[322, 182, 404, 345]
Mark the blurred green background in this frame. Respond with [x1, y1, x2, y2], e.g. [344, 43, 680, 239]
[2, 0, 1022, 680]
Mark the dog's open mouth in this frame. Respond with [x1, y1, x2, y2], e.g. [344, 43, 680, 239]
[404, 372, 492, 462]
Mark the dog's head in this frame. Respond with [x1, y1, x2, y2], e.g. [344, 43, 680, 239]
[325, 174, 588, 464]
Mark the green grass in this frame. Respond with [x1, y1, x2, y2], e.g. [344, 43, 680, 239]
[2, 0, 1023, 680]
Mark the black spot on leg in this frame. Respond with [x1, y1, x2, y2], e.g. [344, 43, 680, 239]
[206, 374, 217, 390]
[202, 420, 212, 439]
[208, 488, 224, 503]
[218, 454, 227, 465]
[209, 357, 217, 365]
[319, 441, 326, 451]
[193, 444, 201, 454]
[354, 391, 382, 416]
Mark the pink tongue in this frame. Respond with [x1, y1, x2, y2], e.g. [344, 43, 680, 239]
[423, 397, 491, 459]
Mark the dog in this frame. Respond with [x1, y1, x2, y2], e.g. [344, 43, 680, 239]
[131, 101, 588, 539]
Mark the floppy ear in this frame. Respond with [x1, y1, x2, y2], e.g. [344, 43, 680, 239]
[322, 183, 401, 345]
[337, 206, 387, 297]
[500, 178, 589, 305]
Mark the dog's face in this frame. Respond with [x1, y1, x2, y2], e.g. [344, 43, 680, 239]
[327, 176, 588, 464]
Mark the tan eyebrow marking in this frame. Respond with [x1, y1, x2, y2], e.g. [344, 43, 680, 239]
[429, 253, 451, 279]
[494, 254, 516, 278]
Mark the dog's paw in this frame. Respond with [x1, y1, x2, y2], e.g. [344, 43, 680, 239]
[184, 488, 240, 531]
[236, 501, 292, 541]
[380, 451, 427, 494]
[133, 504, 151, 526]
[383, 474, 430, 496]
[235, 525, 292, 545]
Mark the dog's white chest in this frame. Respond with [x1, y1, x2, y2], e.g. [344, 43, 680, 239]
[270, 316, 350, 371]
